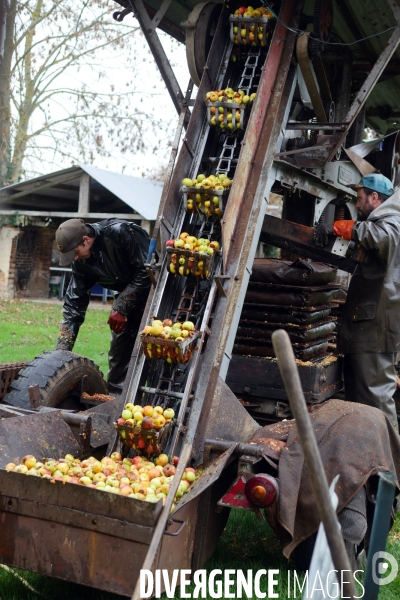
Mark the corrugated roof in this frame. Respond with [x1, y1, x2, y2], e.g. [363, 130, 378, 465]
[79, 164, 162, 221]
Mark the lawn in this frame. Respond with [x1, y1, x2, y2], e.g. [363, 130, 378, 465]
[0, 299, 110, 376]
[0, 300, 399, 599]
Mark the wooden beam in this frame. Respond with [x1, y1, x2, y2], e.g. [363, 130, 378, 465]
[78, 173, 90, 214]
[0, 174, 80, 203]
[0, 211, 143, 220]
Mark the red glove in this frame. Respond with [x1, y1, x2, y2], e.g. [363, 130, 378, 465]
[332, 220, 355, 241]
[107, 309, 127, 334]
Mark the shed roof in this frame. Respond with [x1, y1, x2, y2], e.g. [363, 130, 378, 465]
[0, 164, 163, 221]
[79, 164, 162, 221]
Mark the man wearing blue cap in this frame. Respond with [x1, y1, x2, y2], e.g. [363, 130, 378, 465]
[314, 173, 399, 431]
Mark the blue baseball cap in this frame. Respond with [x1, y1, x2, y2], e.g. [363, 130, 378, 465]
[349, 174, 394, 196]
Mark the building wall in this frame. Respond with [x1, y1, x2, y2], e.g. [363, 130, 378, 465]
[0, 227, 19, 299]
[15, 226, 54, 298]
[0, 224, 55, 300]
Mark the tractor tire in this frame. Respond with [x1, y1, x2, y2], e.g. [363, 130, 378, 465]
[4, 350, 107, 411]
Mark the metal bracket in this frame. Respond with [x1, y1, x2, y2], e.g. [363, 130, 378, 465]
[164, 518, 185, 536]
[113, 7, 133, 22]
[148, 0, 172, 33]
[214, 275, 231, 297]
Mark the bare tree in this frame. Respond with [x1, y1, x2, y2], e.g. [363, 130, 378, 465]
[0, 0, 176, 186]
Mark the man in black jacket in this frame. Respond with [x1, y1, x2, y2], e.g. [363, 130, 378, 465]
[55, 218, 151, 393]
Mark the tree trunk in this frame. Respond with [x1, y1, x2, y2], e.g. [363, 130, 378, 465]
[0, 0, 16, 187]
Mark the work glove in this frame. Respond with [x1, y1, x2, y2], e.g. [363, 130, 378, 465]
[107, 309, 127, 334]
[313, 220, 356, 247]
[332, 220, 356, 240]
[313, 223, 333, 247]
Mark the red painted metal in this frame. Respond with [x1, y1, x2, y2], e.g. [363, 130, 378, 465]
[218, 475, 253, 510]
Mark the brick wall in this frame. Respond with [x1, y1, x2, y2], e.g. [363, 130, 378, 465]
[15, 226, 55, 298]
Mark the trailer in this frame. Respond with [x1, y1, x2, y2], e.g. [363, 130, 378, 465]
[1, 0, 400, 597]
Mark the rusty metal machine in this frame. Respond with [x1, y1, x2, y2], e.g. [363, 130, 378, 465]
[1, 0, 400, 597]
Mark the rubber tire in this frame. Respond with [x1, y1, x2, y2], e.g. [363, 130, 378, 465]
[4, 350, 107, 410]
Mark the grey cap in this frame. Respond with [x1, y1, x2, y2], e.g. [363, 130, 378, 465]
[56, 219, 85, 266]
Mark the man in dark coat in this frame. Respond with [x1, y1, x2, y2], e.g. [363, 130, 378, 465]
[314, 173, 399, 430]
[55, 218, 151, 393]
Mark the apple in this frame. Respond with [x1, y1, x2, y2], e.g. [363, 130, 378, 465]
[164, 408, 175, 420]
[117, 418, 126, 426]
[155, 454, 169, 467]
[153, 416, 166, 430]
[142, 405, 154, 417]
[163, 464, 176, 477]
[111, 452, 122, 462]
[79, 476, 92, 486]
[180, 479, 190, 492]
[185, 471, 196, 483]
[141, 416, 155, 430]
[172, 456, 180, 467]
[121, 409, 133, 420]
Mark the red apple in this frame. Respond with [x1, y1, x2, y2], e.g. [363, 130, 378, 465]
[142, 416, 155, 430]
[163, 464, 176, 477]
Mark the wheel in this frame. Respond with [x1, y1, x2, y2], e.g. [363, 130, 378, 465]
[185, 2, 222, 87]
[3, 350, 107, 410]
[374, 131, 400, 187]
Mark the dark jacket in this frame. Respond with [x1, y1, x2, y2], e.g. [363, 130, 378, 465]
[338, 194, 400, 353]
[57, 219, 151, 350]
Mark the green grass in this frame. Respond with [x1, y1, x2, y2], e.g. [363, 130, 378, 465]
[0, 299, 110, 376]
[0, 300, 399, 598]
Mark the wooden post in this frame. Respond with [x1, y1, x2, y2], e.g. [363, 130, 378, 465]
[78, 174, 90, 215]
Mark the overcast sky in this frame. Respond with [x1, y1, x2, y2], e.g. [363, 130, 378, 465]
[25, 10, 191, 181]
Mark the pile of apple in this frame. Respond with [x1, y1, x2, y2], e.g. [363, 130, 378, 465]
[166, 232, 220, 277]
[116, 403, 174, 454]
[5, 453, 199, 507]
[205, 89, 256, 130]
[181, 172, 232, 190]
[141, 318, 195, 340]
[181, 173, 232, 217]
[231, 6, 274, 46]
[118, 403, 174, 430]
[140, 319, 197, 363]
[206, 88, 255, 106]
[232, 5, 274, 18]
